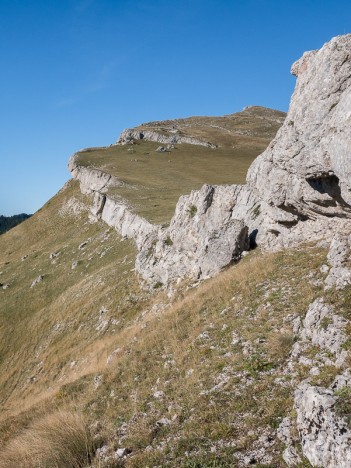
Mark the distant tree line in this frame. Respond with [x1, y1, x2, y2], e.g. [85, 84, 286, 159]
[0, 214, 32, 235]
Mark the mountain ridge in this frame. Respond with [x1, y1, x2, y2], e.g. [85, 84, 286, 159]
[1, 35, 351, 467]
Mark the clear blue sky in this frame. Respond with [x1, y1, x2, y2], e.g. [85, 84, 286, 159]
[1, 0, 350, 215]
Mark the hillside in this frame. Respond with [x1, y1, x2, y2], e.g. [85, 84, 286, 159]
[0, 180, 330, 467]
[0, 214, 31, 235]
[1, 34, 351, 468]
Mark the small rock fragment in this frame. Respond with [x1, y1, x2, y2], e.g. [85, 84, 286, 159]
[49, 251, 60, 259]
[116, 448, 127, 458]
[156, 418, 172, 427]
[31, 275, 44, 288]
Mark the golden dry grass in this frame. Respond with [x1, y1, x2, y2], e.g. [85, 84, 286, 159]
[0, 410, 94, 468]
[0, 217, 332, 466]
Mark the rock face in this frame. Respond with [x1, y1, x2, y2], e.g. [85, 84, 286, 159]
[136, 185, 249, 286]
[117, 128, 217, 149]
[93, 192, 157, 250]
[68, 152, 120, 195]
[300, 298, 348, 363]
[239, 34, 351, 249]
[87, 186, 249, 287]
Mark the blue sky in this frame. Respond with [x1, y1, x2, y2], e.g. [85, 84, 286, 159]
[1, 0, 350, 215]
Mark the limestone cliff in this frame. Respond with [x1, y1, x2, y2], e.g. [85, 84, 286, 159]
[241, 34, 351, 249]
[117, 128, 218, 149]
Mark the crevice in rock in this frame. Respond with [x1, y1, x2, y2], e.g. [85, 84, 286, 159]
[249, 229, 258, 248]
[307, 174, 351, 212]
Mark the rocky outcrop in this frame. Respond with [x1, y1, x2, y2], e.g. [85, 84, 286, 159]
[239, 34, 351, 249]
[296, 298, 348, 366]
[71, 181, 250, 287]
[325, 235, 351, 290]
[68, 152, 121, 195]
[91, 192, 157, 249]
[136, 185, 249, 286]
[69, 162, 251, 285]
[295, 382, 351, 468]
[70, 34, 351, 287]
[117, 129, 217, 148]
[276, 417, 302, 466]
[279, 242, 351, 467]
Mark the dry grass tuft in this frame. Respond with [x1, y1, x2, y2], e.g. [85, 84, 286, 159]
[0, 410, 94, 468]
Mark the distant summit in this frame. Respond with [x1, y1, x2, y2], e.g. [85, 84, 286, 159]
[0, 213, 31, 235]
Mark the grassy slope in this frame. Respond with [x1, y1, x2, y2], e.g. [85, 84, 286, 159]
[0, 181, 151, 418]
[76, 107, 284, 224]
[1, 180, 346, 466]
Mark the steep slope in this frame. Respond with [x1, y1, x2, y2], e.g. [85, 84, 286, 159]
[2, 190, 350, 467]
[0, 182, 335, 466]
[0, 181, 147, 416]
[0, 107, 286, 466]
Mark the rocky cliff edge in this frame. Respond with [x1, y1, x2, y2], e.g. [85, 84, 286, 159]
[69, 34, 351, 289]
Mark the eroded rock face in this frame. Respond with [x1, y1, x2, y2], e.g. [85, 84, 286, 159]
[136, 185, 249, 286]
[68, 153, 120, 195]
[300, 298, 348, 363]
[242, 34, 351, 249]
[116, 128, 217, 148]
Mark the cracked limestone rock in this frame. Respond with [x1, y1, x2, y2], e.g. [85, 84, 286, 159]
[288, 295, 351, 466]
[116, 128, 217, 148]
[295, 382, 351, 468]
[68, 152, 120, 195]
[238, 34, 351, 249]
[300, 298, 348, 361]
[325, 235, 351, 290]
[276, 417, 302, 466]
[135, 184, 249, 287]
